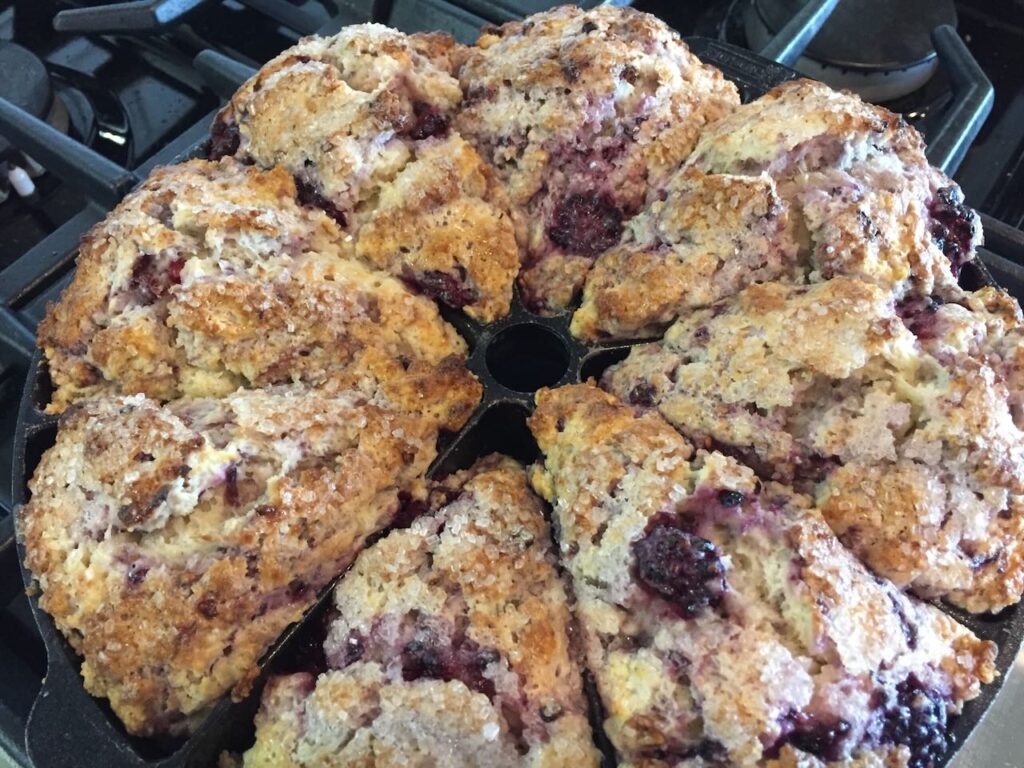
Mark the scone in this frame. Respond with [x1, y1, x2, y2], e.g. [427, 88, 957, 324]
[529, 384, 997, 767]
[690, 79, 977, 291]
[456, 5, 739, 314]
[603, 279, 1024, 613]
[574, 78, 981, 340]
[38, 158, 481, 427]
[210, 24, 519, 321]
[243, 456, 598, 768]
[572, 167, 798, 339]
[20, 382, 447, 736]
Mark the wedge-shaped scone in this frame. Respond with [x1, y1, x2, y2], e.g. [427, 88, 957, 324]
[244, 456, 598, 768]
[529, 384, 997, 767]
[211, 25, 518, 321]
[456, 5, 738, 314]
[38, 158, 480, 424]
[20, 381, 452, 736]
[691, 79, 978, 291]
[574, 78, 982, 340]
[603, 279, 1024, 613]
[572, 167, 798, 339]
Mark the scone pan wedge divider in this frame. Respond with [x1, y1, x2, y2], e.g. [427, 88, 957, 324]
[10, 35, 1024, 768]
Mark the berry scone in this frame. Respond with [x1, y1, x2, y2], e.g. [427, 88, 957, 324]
[574, 78, 981, 340]
[603, 278, 1024, 613]
[243, 456, 598, 768]
[572, 166, 798, 339]
[210, 24, 519, 321]
[20, 381, 448, 736]
[689, 79, 979, 291]
[38, 158, 481, 425]
[456, 5, 739, 314]
[528, 384, 997, 767]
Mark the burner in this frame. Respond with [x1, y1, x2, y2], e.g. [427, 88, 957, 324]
[0, 41, 52, 157]
[745, 0, 957, 101]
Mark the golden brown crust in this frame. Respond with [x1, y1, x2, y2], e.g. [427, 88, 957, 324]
[529, 383, 996, 767]
[20, 384, 443, 736]
[213, 25, 518, 321]
[38, 158, 480, 425]
[457, 5, 739, 314]
[244, 456, 598, 767]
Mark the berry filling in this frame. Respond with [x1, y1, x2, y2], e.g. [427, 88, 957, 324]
[208, 118, 241, 160]
[128, 253, 185, 306]
[632, 516, 727, 617]
[928, 187, 976, 276]
[401, 266, 478, 309]
[767, 714, 853, 762]
[547, 191, 624, 257]
[294, 175, 348, 228]
[880, 677, 950, 768]
[406, 101, 450, 141]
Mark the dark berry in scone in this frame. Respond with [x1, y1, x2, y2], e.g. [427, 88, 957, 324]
[603, 279, 1024, 613]
[37, 158, 481, 428]
[243, 456, 598, 767]
[528, 384, 997, 767]
[20, 382, 446, 736]
[210, 25, 519, 321]
[456, 5, 739, 314]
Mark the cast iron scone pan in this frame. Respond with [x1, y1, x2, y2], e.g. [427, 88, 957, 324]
[12, 36, 1024, 768]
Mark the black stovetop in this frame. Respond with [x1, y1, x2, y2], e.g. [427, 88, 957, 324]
[3, 1, 1024, 766]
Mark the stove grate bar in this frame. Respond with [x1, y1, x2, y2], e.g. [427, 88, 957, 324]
[53, 0, 208, 33]
[757, 0, 840, 67]
[926, 24, 995, 175]
[0, 97, 140, 210]
[194, 50, 258, 99]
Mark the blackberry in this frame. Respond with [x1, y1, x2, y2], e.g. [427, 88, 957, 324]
[632, 520, 726, 617]
[928, 187, 976, 275]
[881, 677, 950, 768]
[548, 191, 624, 257]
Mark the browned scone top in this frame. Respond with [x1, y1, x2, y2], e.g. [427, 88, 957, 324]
[574, 78, 982, 340]
[38, 158, 481, 426]
[529, 384, 997, 767]
[244, 456, 598, 768]
[456, 4, 739, 315]
[20, 382, 445, 736]
[210, 24, 519, 321]
[603, 279, 1024, 613]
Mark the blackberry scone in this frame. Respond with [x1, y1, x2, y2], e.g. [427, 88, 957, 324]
[529, 384, 997, 767]
[574, 78, 980, 340]
[210, 24, 519, 321]
[38, 158, 481, 427]
[603, 278, 1024, 613]
[243, 456, 598, 767]
[456, 5, 739, 314]
[20, 381, 448, 736]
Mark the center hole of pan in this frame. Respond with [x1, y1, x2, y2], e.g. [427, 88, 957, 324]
[485, 324, 570, 393]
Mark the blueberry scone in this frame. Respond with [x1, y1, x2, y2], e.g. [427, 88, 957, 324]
[243, 456, 598, 768]
[603, 279, 1024, 613]
[20, 381, 449, 736]
[456, 5, 739, 314]
[529, 384, 997, 767]
[210, 25, 519, 321]
[38, 158, 480, 426]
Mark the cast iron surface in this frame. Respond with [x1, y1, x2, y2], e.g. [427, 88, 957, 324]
[11, 37, 1024, 768]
